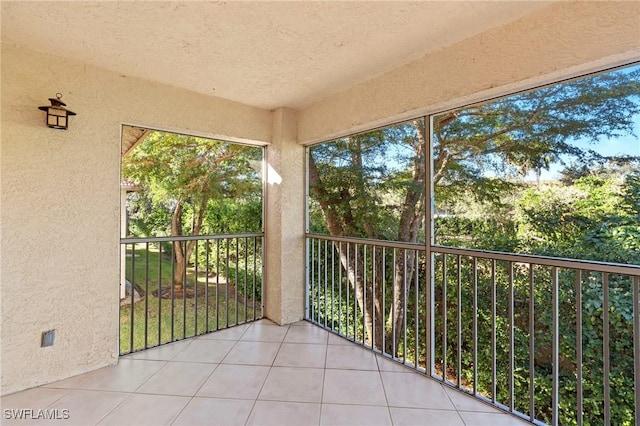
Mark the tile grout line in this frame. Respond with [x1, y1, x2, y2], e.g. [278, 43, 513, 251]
[92, 391, 134, 426]
[243, 323, 290, 426]
[168, 362, 223, 425]
[4, 321, 521, 426]
[172, 322, 256, 425]
[148, 323, 253, 425]
[98, 325, 245, 425]
[375, 354, 395, 425]
[441, 384, 469, 426]
[318, 331, 331, 426]
[130, 359, 171, 394]
[40, 388, 72, 411]
[90, 358, 170, 425]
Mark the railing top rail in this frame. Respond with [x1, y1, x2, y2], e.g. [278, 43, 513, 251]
[434, 245, 640, 276]
[121, 232, 263, 244]
[306, 233, 640, 276]
[306, 233, 425, 251]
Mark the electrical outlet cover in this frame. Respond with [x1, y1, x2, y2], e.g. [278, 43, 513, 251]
[41, 329, 55, 347]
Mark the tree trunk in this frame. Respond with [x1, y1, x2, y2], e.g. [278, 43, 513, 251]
[386, 119, 426, 353]
[172, 202, 186, 292]
[171, 198, 208, 292]
[308, 122, 426, 357]
[333, 241, 385, 348]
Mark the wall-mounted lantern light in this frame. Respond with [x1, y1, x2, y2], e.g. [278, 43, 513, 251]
[38, 93, 76, 130]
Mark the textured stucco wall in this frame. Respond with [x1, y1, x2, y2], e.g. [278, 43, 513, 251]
[264, 108, 306, 325]
[298, 1, 640, 144]
[2, 0, 639, 396]
[0, 45, 272, 395]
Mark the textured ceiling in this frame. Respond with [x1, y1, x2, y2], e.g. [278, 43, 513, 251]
[1, 1, 551, 110]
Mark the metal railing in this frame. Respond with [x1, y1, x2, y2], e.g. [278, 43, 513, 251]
[306, 233, 640, 426]
[120, 233, 263, 355]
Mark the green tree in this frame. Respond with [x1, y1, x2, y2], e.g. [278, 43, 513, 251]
[517, 168, 640, 264]
[510, 169, 639, 424]
[433, 67, 640, 208]
[309, 66, 639, 360]
[122, 131, 261, 292]
[309, 120, 426, 350]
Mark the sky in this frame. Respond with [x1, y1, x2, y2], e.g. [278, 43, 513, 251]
[524, 65, 639, 181]
[527, 127, 640, 181]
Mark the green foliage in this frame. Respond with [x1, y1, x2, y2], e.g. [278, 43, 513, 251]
[203, 197, 262, 234]
[193, 236, 263, 299]
[120, 130, 265, 352]
[309, 120, 425, 242]
[120, 244, 262, 354]
[122, 130, 262, 238]
[432, 67, 640, 193]
[516, 172, 640, 264]
[431, 170, 639, 424]
[126, 189, 174, 237]
[435, 216, 519, 251]
[308, 65, 640, 425]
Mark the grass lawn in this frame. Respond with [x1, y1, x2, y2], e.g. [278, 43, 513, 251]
[120, 244, 262, 354]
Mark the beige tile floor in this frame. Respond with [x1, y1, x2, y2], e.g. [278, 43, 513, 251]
[1, 320, 530, 426]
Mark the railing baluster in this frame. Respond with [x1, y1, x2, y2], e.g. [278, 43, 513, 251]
[634, 275, 640, 426]
[552, 267, 559, 426]
[427, 251, 433, 377]
[363, 244, 368, 347]
[355, 243, 359, 343]
[182, 240, 187, 338]
[244, 237, 248, 324]
[324, 239, 328, 328]
[253, 236, 257, 321]
[392, 248, 397, 357]
[225, 239, 230, 328]
[338, 241, 344, 334]
[215, 239, 220, 331]
[576, 270, 583, 426]
[508, 261, 514, 412]
[301, 234, 640, 425]
[158, 243, 163, 344]
[319, 239, 323, 328]
[372, 245, 377, 351]
[194, 240, 199, 336]
[309, 236, 318, 322]
[346, 242, 351, 339]
[235, 238, 239, 325]
[130, 243, 135, 352]
[603, 273, 610, 426]
[119, 234, 263, 355]
[205, 240, 210, 333]
[529, 264, 535, 422]
[305, 238, 310, 322]
[457, 254, 461, 388]
[331, 239, 335, 332]
[473, 256, 478, 395]
[403, 249, 408, 363]
[145, 242, 149, 349]
[382, 246, 386, 356]
[442, 253, 447, 383]
[491, 258, 497, 403]
[415, 250, 420, 371]
[315, 238, 319, 324]
[170, 241, 175, 341]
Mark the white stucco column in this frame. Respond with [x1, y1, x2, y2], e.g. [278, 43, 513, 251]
[264, 108, 305, 324]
